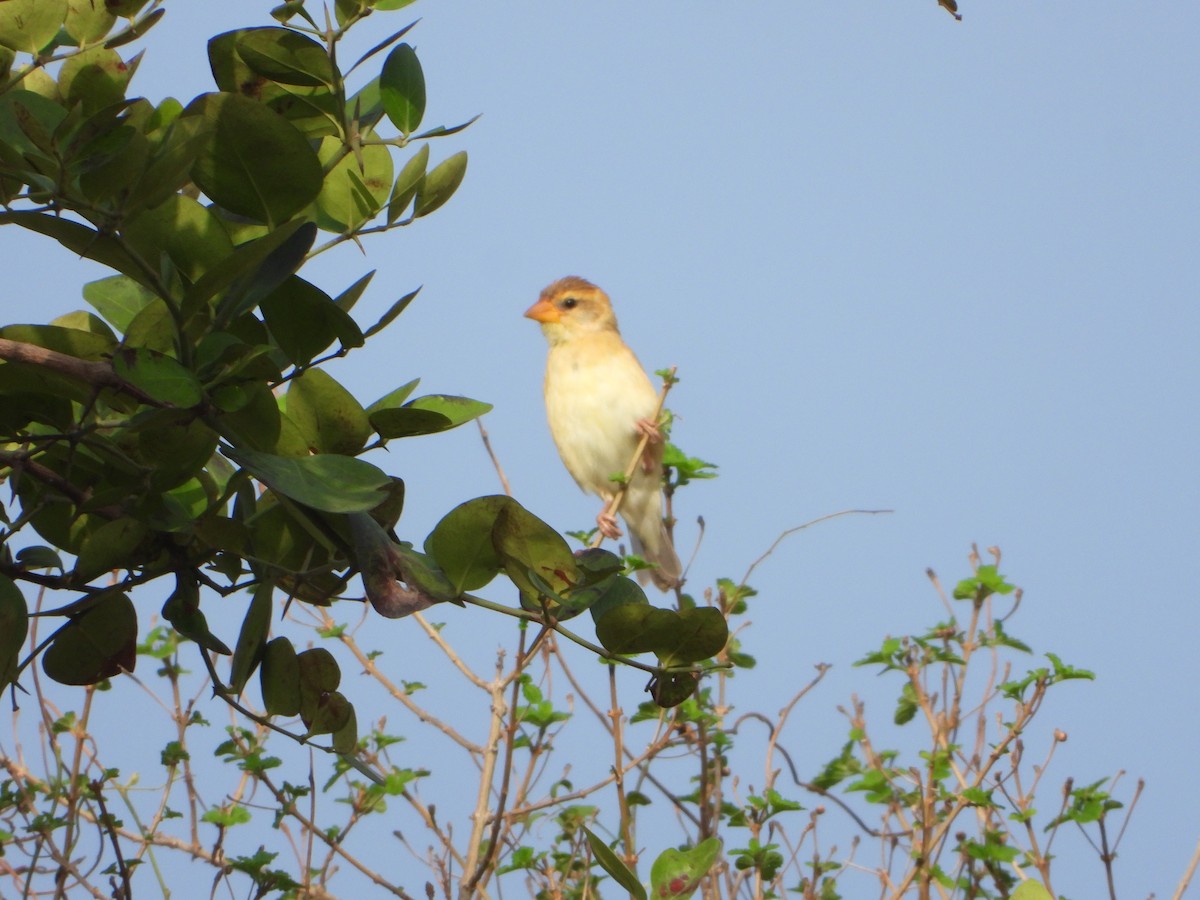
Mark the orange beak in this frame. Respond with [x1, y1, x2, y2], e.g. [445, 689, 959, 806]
[524, 296, 561, 324]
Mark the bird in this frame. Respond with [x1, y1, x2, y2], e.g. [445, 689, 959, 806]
[525, 276, 682, 591]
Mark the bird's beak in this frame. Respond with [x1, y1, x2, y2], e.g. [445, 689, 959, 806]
[523, 297, 561, 323]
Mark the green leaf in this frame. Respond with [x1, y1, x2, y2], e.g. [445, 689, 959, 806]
[74, 518, 148, 582]
[51, 310, 115, 342]
[260, 636, 302, 717]
[162, 573, 231, 655]
[59, 47, 134, 115]
[224, 445, 391, 513]
[424, 495, 513, 593]
[104, 9, 165, 50]
[331, 701, 358, 753]
[186, 218, 313, 322]
[111, 348, 204, 407]
[594, 605, 727, 666]
[213, 227, 318, 331]
[894, 682, 918, 725]
[492, 502, 579, 607]
[0, 90, 65, 170]
[313, 136, 393, 232]
[387, 143, 427, 223]
[414, 151, 467, 218]
[229, 580, 273, 696]
[332, 270, 375, 313]
[0, 575, 28, 694]
[65, 0, 117, 44]
[303, 689, 352, 738]
[366, 378, 420, 414]
[391, 544, 460, 601]
[122, 193, 235, 284]
[285, 368, 371, 456]
[261, 274, 364, 364]
[369, 393, 492, 439]
[297, 646, 340, 716]
[651, 671, 699, 708]
[379, 43, 425, 135]
[82, 275, 156, 333]
[0, 0, 67, 54]
[1011, 883, 1054, 900]
[571, 568, 648, 622]
[583, 827, 646, 900]
[363, 286, 419, 337]
[187, 92, 323, 226]
[215, 382, 282, 452]
[649, 838, 721, 899]
[235, 27, 335, 88]
[42, 592, 137, 686]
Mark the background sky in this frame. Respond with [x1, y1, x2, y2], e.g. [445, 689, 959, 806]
[4, 1, 1198, 895]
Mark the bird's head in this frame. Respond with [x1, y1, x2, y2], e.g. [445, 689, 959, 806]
[525, 276, 619, 343]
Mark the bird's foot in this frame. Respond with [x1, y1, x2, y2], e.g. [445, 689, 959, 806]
[635, 417, 663, 473]
[596, 511, 622, 540]
[635, 417, 663, 442]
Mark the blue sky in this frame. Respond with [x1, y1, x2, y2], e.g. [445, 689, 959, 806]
[4, 1, 1198, 894]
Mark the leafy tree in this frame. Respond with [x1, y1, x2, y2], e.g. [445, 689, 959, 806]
[0, 2, 1169, 898]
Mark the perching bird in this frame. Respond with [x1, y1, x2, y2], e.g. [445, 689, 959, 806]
[525, 276, 682, 591]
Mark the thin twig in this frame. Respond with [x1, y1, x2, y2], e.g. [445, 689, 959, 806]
[739, 508, 893, 587]
[1173, 832, 1200, 900]
[475, 418, 512, 497]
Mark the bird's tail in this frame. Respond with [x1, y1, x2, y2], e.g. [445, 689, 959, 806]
[623, 490, 681, 592]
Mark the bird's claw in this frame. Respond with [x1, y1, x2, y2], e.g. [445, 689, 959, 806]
[597, 511, 622, 540]
[635, 417, 663, 442]
[635, 418, 663, 473]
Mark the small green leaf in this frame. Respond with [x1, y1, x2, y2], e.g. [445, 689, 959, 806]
[42, 592, 137, 686]
[82, 276, 156, 333]
[162, 573, 231, 655]
[492, 502, 579, 607]
[594, 605, 727, 665]
[364, 286, 419, 337]
[369, 393, 491, 439]
[74, 518, 148, 582]
[59, 47, 133, 115]
[583, 827, 646, 900]
[261, 275, 364, 364]
[235, 27, 335, 88]
[379, 43, 425, 135]
[649, 838, 721, 899]
[303, 689, 352, 738]
[313, 136, 393, 231]
[225, 445, 391, 513]
[65, 0, 117, 43]
[387, 143, 427, 223]
[229, 580, 273, 696]
[0, 575, 28, 694]
[0, 0, 68, 55]
[424, 495, 513, 593]
[414, 151, 467, 218]
[285, 368, 371, 456]
[1011, 882, 1054, 900]
[260, 636, 302, 716]
[111, 348, 204, 407]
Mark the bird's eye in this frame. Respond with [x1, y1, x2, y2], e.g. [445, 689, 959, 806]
[561, 297, 578, 310]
